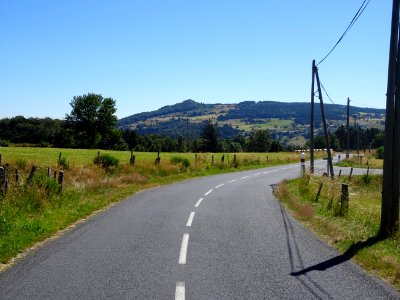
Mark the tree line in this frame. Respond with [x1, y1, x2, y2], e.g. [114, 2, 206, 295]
[0, 93, 385, 153]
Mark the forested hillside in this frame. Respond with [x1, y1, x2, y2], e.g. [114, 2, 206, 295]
[118, 99, 385, 139]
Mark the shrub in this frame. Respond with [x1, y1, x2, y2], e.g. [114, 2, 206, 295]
[0, 140, 9, 147]
[58, 156, 70, 170]
[15, 158, 27, 170]
[376, 146, 384, 159]
[94, 154, 119, 168]
[170, 156, 190, 169]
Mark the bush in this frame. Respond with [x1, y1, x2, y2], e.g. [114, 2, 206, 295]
[94, 154, 119, 168]
[58, 156, 70, 170]
[15, 158, 27, 170]
[0, 140, 9, 147]
[170, 156, 190, 169]
[376, 146, 384, 159]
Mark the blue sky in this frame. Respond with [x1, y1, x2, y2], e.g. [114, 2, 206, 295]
[0, 0, 391, 119]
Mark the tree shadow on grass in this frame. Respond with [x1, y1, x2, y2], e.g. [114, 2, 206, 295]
[291, 235, 385, 276]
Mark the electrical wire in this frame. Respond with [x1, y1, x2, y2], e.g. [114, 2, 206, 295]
[317, 0, 372, 66]
[320, 81, 335, 105]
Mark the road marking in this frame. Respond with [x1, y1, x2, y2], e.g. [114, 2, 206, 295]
[204, 189, 213, 196]
[194, 198, 203, 207]
[179, 234, 189, 264]
[175, 282, 185, 300]
[254, 173, 261, 176]
[215, 183, 224, 189]
[227, 179, 236, 183]
[241, 176, 250, 179]
[263, 171, 270, 174]
[186, 212, 195, 227]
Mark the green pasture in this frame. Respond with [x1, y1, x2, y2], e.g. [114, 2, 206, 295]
[0, 147, 317, 168]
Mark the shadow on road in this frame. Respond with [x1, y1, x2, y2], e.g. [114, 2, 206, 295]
[290, 235, 384, 276]
[279, 204, 334, 299]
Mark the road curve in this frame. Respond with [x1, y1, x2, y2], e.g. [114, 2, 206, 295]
[0, 160, 396, 299]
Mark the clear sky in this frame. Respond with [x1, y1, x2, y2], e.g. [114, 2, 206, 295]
[0, 0, 392, 119]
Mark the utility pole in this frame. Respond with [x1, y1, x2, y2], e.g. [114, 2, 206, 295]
[314, 66, 334, 178]
[381, 0, 400, 236]
[310, 60, 315, 174]
[354, 115, 360, 156]
[346, 98, 350, 159]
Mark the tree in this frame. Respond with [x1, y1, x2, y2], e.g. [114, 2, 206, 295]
[66, 93, 118, 149]
[200, 120, 218, 152]
[247, 130, 272, 152]
[270, 140, 284, 152]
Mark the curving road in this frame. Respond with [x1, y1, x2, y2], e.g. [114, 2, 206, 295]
[0, 160, 397, 299]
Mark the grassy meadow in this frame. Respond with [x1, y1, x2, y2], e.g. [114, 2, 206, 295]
[275, 174, 400, 291]
[336, 150, 383, 169]
[0, 146, 320, 266]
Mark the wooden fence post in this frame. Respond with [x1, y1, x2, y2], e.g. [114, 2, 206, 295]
[221, 154, 225, 163]
[340, 184, 349, 215]
[15, 169, 19, 184]
[47, 167, 51, 178]
[195, 154, 198, 162]
[27, 166, 37, 183]
[212, 155, 214, 165]
[155, 150, 160, 166]
[338, 169, 342, 178]
[0, 167, 4, 194]
[315, 182, 323, 202]
[58, 171, 64, 192]
[130, 150, 136, 166]
[349, 167, 353, 181]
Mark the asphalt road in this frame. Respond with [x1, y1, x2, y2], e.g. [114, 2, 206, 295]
[0, 160, 397, 299]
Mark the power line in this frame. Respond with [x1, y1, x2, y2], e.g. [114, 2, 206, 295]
[317, 0, 372, 66]
[320, 80, 335, 105]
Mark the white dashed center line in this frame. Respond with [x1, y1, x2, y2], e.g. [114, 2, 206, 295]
[204, 189, 213, 196]
[175, 282, 185, 300]
[186, 212, 195, 227]
[241, 176, 250, 179]
[215, 184, 224, 189]
[179, 234, 189, 264]
[194, 198, 203, 208]
[227, 179, 236, 183]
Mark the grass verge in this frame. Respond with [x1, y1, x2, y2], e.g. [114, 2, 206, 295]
[274, 174, 400, 291]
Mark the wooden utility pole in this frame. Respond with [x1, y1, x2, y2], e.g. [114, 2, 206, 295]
[354, 115, 360, 156]
[346, 98, 350, 159]
[314, 66, 334, 178]
[310, 60, 316, 174]
[381, 0, 400, 236]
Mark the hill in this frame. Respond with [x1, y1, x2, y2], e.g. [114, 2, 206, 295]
[117, 99, 385, 140]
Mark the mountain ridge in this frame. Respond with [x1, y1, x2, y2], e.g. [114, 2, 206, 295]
[117, 99, 385, 139]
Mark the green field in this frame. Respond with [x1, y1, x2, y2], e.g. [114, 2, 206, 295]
[0, 147, 322, 168]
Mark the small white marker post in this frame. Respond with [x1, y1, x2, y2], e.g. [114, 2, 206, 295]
[300, 152, 306, 177]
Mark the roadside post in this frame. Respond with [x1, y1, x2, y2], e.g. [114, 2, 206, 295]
[300, 152, 306, 176]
